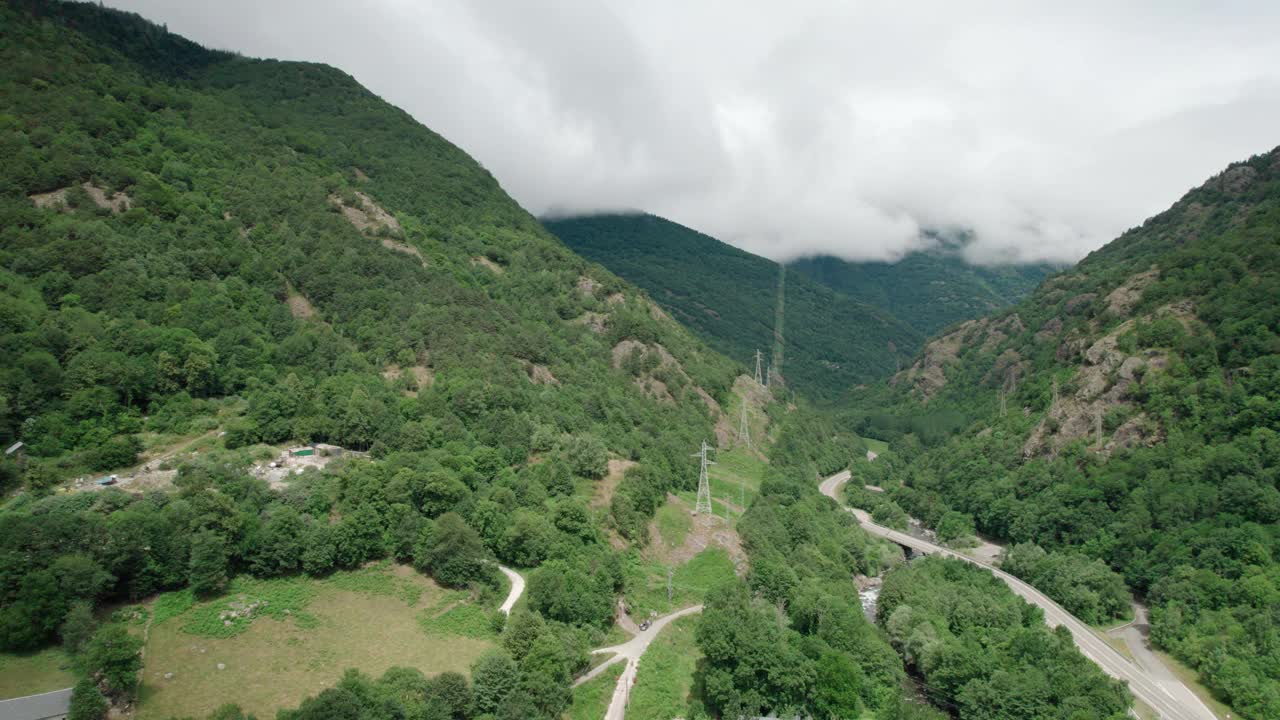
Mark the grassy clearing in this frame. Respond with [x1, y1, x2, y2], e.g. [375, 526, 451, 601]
[0, 647, 76, 700]
[671, 445, 767, 526]
[136, 564, 494, 720]
[418, 597, 497, 639]
[861, 436, 890, 455]
[625, 548, 736, 618]
[654, 502, 692, 549]
[567, 661, 624, 720]
[627, 615, 703, 720]
[714, 446, 765, 495]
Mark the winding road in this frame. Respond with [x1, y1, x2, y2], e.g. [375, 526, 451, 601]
[497, 565, 524, 615]
[574, 604, 705, 720]
[821, 470, 1218, 720]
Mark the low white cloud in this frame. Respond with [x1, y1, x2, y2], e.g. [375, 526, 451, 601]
[111, 0, 1280, 264]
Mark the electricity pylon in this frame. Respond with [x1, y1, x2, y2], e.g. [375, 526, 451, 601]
[753, 349, 764, 386]
[737, 403, 751, 449]
[1000, 367, 1016, 417]
[692, 440, 715, 515]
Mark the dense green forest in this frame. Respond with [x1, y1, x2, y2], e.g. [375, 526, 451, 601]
[545, 212, 923, 398]
[688, 403, 1130, 719]
[790, 245, 1055, 337]
[877, 557, 1130, 719]
[0, 2, 752, 717]
[850, 148, 1280, 719]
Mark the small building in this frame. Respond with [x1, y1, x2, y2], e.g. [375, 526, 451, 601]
[314, 443, 343, 457]
[288, 446, 315, 457]
[4, 441, 23, 456]
[0, 688, 73, 720]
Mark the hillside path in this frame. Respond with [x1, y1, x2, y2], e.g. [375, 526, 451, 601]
[497, 566, 524, 615]
[821, 470, 1218, 720]
[573, 604, 704, 720]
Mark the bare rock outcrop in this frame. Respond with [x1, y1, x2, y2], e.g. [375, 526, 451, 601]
[1214, 165, 1258, 195]
[894, 315, 1023, 401]
[891, 321, 977, 401]
[572, 312, 607, 334]
[1105, 267, 1159, 317]
[1022, 300, 1196, 458]
[30, 182, 132, 213]
[329, 190, 401, 233]
[525, 362, 559, 386]
[471, 256, 504, 274]
[576, 276, 601, 297]
[1036, 317, 1063, 342]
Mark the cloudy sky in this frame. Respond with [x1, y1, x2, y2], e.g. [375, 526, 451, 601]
[110, 1, 1280, 264]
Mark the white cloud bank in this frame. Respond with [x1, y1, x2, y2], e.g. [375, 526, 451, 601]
[110, 0, 1280, 264]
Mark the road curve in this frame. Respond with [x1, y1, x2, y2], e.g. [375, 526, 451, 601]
[497, 565, 524, 615]
[821, 470, 1217, 720]
[574, 604, 704, 720]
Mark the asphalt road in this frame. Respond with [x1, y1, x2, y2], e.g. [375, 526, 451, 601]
[820, 470, 1218, 720]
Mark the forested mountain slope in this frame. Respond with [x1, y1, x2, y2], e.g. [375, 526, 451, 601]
[790, 248, 1055, 336]
[545, 212, 922, 397]
[0, 3, 756, 715]
[855, 147, 1280, 719]
[0, 0, 740, 483]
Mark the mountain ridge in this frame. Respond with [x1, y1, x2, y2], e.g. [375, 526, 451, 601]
[545, 211, 923, 398]
[789, 246, 1055, 337]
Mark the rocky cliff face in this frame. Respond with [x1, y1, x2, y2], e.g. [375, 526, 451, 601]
[885, 145, 1280, 456]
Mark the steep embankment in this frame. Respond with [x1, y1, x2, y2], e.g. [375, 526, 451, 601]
[545, 212, 922, 398]
[859, 147, 1280, 720]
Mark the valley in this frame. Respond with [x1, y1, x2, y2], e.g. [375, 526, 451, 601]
[821, 470, 1218, 720]
[0, 3, 1276, 720]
